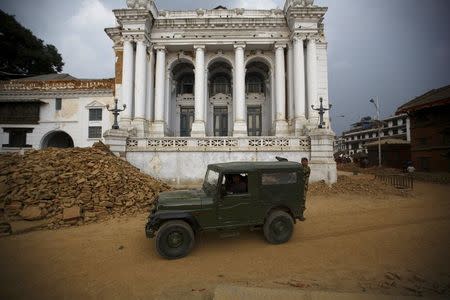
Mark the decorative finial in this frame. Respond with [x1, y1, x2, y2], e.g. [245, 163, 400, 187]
[288, 0, 315, 8]
[126, 0, 153, 10]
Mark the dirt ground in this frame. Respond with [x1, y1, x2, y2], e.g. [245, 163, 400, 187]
[0, 175, 449, 300]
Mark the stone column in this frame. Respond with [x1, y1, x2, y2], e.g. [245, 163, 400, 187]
[133, 37, 148, 136]
[191, 45, 206, 137]
[306, 35, 319, 125]
[121, 36, 134, 126]
[287, 42, 294, 128]
[274, 43, 288, 136]
[150, 45, 166, 137]
[233, 43, 247, 137]
[146, 46, 155, 124]
[293, 36, 306, 135]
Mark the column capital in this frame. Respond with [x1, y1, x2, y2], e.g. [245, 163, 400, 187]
[194, 45, 206, 50]
[146, 44, 154, 54]
[154, 45, 167, 52]
[134, 34, 146, 43]
[307, 33, 320, 42]
[233, 42, 246, 50]
[293, 33, 308, 42]
[274, 42, 287, 50]
[122, 35, 134, 43]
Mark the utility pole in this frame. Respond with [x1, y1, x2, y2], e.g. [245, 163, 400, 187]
[370, 97, 382, 167]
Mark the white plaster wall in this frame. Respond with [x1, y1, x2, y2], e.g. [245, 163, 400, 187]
[126, 150, 337, 187]
[0, 95, 114, 152]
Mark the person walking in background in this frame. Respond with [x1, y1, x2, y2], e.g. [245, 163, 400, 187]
[300, 157, 311, 221]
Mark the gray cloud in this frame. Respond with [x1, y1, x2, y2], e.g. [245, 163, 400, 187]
[1, 0, 449, 134]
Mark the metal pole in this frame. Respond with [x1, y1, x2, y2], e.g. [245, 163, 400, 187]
[377, 96, 381, 167]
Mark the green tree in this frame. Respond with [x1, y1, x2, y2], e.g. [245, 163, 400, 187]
[0, 9, 64, 77]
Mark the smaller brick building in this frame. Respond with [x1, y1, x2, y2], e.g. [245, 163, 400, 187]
[366, 139, 411, 169]
[397, 84, 450, 172]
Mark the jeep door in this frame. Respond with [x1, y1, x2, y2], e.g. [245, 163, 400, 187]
[216, 172, 256, 227]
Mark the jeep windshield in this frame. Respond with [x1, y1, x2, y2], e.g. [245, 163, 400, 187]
[203, 169, 219, 195]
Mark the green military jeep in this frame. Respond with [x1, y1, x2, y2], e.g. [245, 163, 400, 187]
[145, 161, 305, 259]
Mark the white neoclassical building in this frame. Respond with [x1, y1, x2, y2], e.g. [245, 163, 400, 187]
[105, 0, 336, 185]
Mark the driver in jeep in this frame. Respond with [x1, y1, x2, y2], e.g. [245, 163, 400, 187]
[229, 174, 247, 194]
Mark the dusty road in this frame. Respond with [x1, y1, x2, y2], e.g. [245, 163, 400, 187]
[0, 179, 449, 299]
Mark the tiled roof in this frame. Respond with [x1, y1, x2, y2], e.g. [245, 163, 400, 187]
[13, 74, 79, 81]
[397, 84, 450, 114]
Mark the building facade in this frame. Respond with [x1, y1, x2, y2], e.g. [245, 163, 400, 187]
[397, 84, 450, 172]
[342, 114, 410, 155]
[103, 0, 336, 185]
[0, 74, 115, 152]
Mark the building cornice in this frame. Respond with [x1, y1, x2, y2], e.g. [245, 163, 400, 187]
[0, 79, 114, 92]
[113, 9, 152, 24]
[105, 27, 123, 48]
[154, 17, 287, 31]
[158, 8, 284, 19]
[0, 90, 113, 99]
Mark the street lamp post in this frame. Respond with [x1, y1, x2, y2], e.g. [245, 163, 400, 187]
[311, 97, 332, 129]
[369, 97, 382, 167]
[106, 98, 126, 130]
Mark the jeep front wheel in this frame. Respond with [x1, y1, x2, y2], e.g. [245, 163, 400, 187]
[155, 220, 195, 259]
[263, 211, 294, 244]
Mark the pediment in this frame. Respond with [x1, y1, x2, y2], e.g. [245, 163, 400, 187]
[85, 100, 106, 108]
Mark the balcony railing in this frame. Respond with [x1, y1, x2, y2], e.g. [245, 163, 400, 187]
[126, 136, 311, 152]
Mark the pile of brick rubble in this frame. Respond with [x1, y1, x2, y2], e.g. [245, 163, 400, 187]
[0, 142, 170, 233]
[309, 175, 412, 197]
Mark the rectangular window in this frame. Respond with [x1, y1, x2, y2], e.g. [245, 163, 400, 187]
[55, 98, 62, 111]
[2, 128, 33, 148]
[180, 107, 195, 137]
[214, 107, 228, 137]
[88, 126, 102, 139]
[262, 172, 297, 186]
[224, 173, 249, 195]
[89, 108, 103, 121]
[418, 157, 430, 172]
[418, 137, 428, 145]
[0, 102, 40, 124]
[442, 128, 450, 145]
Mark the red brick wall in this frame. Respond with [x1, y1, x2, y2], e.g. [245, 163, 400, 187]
[115, 49, 123, 86]
[367, 144, 411, 169]
[409, 105, 450, 172]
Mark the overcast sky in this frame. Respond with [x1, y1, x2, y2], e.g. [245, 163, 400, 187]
[1, 0, 449, 135]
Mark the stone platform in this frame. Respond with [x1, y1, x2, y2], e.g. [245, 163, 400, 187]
[104, 132, 337, 186]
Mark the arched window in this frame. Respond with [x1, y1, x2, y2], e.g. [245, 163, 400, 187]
[210, 75, 231, 96]
[246, 75, 264, 93]
[177, 74, 194, 95]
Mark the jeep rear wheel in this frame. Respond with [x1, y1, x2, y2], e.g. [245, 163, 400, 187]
[263, 211, 294, 244]
[156, 220, 195, 259]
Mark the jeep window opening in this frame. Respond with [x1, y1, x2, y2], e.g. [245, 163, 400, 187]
[222, 173, 249, 195]
[203, 169, 220, 195]
[261, 172, 298, 186]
